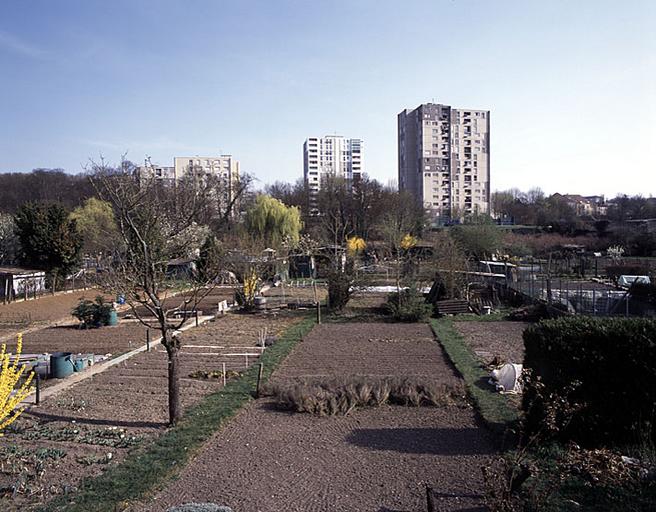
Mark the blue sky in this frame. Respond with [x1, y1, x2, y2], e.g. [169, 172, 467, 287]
[1, 0, 654, 196]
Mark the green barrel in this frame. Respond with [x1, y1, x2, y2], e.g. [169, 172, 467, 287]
[107, 310, 118, 326]
[50, 352, 74, 379]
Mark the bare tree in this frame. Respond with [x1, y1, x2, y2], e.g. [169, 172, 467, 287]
[200, 172, 254, 231]
[89, 158, 220, 424]
[377, 192, 427, 293]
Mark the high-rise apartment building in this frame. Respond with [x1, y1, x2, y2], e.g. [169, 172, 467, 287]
[135, 163, 176, 184]
[173, 155, 239, 184]
[398, 103, 490, 224]
[303, 135, 362, 213]
[137, 155, 240, 213]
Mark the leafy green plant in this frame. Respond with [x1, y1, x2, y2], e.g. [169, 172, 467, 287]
[384, 287, 432, 322]
[72, 295, 114, 328]
[188, 369, 241, 380]
[0, 445, 67, 499]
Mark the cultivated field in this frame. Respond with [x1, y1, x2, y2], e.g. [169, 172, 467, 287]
[0, 308, 306, 511]
[454, 320, 530, 365]
[142, 322, 495, 512]
[0, 288, 105, 342]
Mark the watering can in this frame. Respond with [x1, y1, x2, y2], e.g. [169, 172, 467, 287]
[50, 352, 86, 378]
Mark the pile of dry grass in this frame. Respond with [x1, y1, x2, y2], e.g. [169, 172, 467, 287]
[263, 377, 465, 416]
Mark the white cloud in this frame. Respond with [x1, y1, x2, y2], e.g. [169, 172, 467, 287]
[0, 30, 45, 59]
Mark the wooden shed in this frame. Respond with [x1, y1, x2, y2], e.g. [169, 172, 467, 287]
[0, 267, 47, 303]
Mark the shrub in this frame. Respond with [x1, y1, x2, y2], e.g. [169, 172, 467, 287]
[72, 295, 114, 327]
[327, 269, 352, 311]
[1, 333, 35, 433]
[522, 317, 656, 448]
[234, 268, 259, 311]
[384, 287, 432, 322]
[629, 282, 656, 306]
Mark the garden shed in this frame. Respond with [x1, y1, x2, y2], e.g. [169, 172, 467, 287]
[166, 258, 197, 279]
[0, 266, 47, 303]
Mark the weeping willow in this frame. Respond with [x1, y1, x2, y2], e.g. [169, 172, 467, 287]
[245, 195, 302, 248]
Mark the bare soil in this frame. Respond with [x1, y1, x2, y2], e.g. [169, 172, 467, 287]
[0, 310, 305, 511]
[5, 322, 153, 358]
[453, 321, 530, 365]
[142, 323, 495, 512]
[122, 288, 235, 319]
[0, 288, 105, 342]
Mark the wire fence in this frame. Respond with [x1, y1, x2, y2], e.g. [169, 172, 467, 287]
[505, 262, 654, 317]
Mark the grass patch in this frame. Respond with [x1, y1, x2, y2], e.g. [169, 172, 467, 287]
[430, 317, 519, 440]
[41, 315, 316, 512]
[451, 310, 511, 322]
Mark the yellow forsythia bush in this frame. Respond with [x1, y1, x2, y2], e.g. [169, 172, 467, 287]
[400, 233, 418, 250]
[347, 236, 366, 255]
[0, 333, 34, 434]
[243, 268, 259, 304]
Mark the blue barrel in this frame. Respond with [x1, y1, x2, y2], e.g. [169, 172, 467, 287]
[107, 310, 118, 326]
[50, 352, 74, 379]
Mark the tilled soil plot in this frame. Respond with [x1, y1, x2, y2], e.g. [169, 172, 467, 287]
[143, 323, 495, 512]
[4, 321, 152, 357]
[0, 311, 303, 511]
[270, 323, 456, 383]
[454, 321, 530, 365]
[122, 288, 235, 319]
[0, 288, 105, 342]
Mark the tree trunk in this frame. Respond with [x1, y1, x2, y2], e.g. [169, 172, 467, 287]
[163, 333, 182, 425]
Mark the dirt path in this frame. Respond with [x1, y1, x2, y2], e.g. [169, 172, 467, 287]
[143, 323, 495, 512]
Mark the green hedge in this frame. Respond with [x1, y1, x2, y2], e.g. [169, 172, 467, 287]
[523, 316, 656, 448]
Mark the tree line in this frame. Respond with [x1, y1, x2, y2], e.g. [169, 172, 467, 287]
[0, 169, 95, 214]
[493, 188, 656, 228]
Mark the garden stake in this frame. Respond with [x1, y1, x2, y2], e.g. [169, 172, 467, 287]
[625, 293, 629, 317]
[35, 373, 40, 405]
[222, 362, 227, 386]
[146, 329, 151, 352]
[316, 301, 321, 324]
[426, 486, 436, 512]
[195, 310, 199, 327]
[256, 362, 264, 397]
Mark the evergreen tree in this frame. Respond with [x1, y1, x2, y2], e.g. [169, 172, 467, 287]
[14, 203, 82, 285]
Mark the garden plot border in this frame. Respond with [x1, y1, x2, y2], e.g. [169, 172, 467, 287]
[430, 317, 519, 442]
